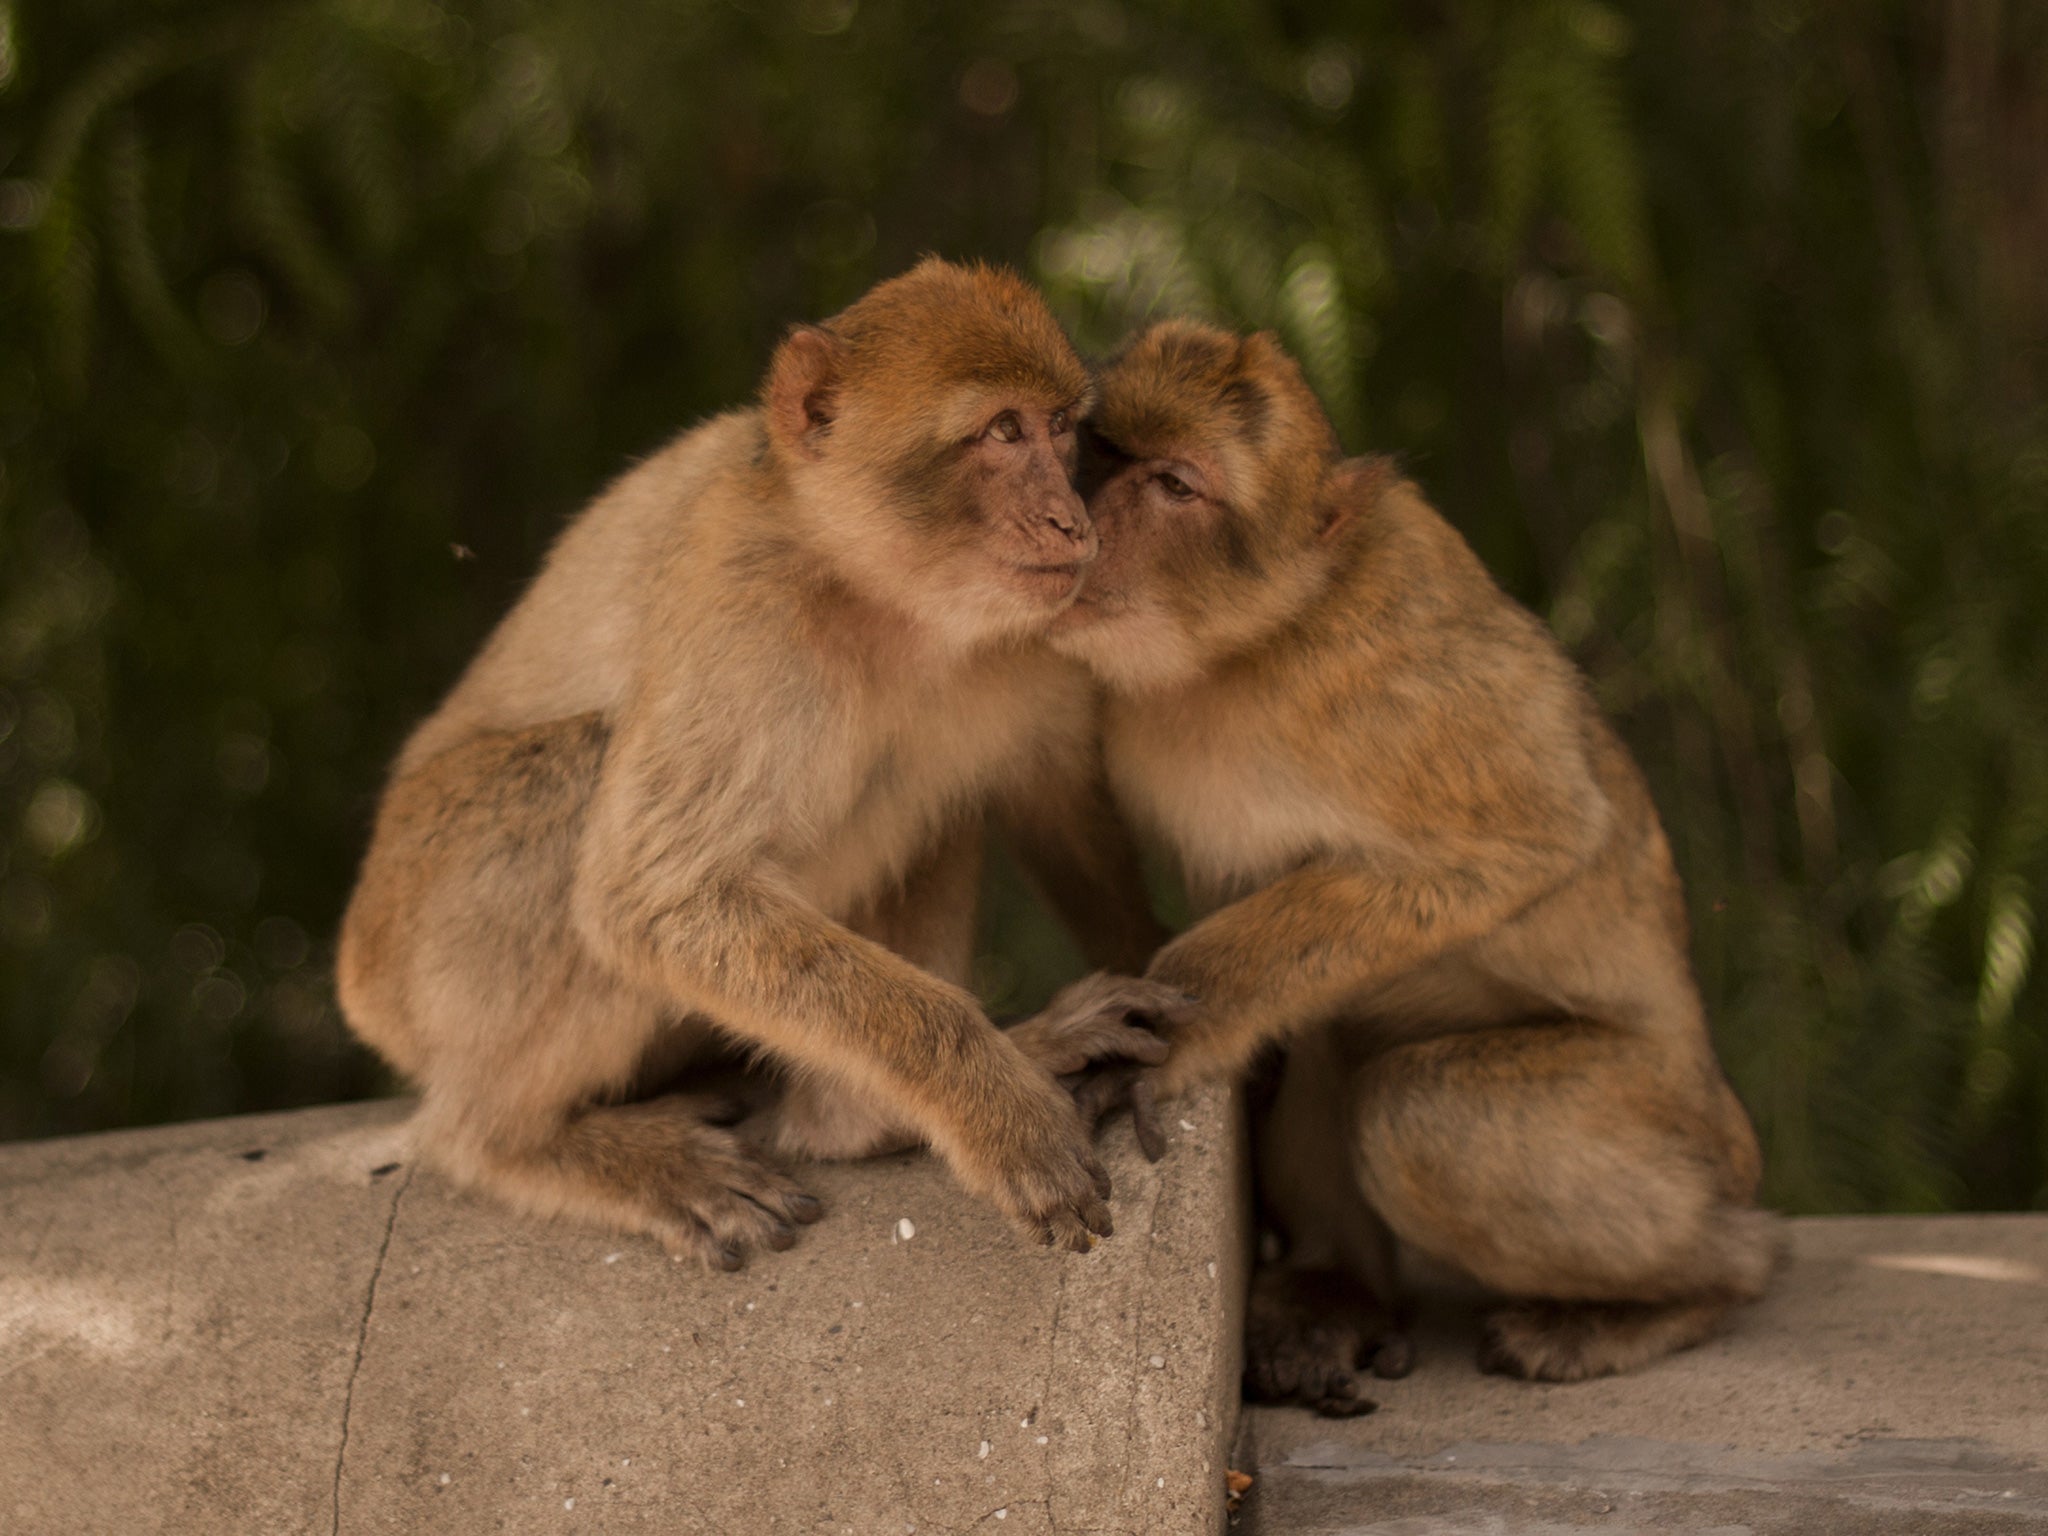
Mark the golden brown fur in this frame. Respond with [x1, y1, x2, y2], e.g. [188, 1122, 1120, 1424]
[338, 260, 1166, 1268]
[1032, 319, 1777, 1385]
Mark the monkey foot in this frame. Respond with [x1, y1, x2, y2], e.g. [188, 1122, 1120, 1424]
[1478, 1296, 1730, 1382]
[1243, 1263, 1411, 1418]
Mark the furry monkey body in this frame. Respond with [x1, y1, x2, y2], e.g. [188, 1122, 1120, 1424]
[339, 261, 1165, 1270]
[1041, 321, 1775, 1390]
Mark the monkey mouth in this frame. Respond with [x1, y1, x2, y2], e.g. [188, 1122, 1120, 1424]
[1008, 561, 1089, 603]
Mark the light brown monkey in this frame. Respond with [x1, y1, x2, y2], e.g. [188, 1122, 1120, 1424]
[1031, 320, 1777, 1391]
[337, 260, 1170, 1270]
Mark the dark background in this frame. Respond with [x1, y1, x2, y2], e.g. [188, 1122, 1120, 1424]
[2, 0, 2043, 1214]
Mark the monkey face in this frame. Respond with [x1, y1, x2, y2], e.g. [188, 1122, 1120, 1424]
[762, 259, 1101, 650]
[1052, 322, 1341, 690]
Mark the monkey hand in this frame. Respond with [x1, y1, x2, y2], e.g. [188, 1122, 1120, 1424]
[939, 1067, 1120, 1254]
[1003, 978, 1182, 1077]
[1010, 974, 1205, 1162]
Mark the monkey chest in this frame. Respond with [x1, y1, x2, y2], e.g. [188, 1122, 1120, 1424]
[1108, 715, 1379, 902]
[797, 687, 1045, 916]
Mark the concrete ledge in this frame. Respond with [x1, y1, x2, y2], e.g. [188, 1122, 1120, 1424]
[0, 1089, 1248, 1535]
[1239, 1216, 2048, 1534]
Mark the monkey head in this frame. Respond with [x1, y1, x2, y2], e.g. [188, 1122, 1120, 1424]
[762, 258, 1099, 650]
[1053, 320, 1372, 690]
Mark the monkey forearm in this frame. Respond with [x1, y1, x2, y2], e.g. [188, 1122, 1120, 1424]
[1146, 854, 1570, 1085]
[588, 872, 1031, 1131]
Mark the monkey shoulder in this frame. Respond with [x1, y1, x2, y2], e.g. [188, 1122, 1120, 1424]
[394, 412, 770, 773]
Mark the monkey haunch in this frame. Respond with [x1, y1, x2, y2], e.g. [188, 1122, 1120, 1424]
[1036, 321, 1778, 1388]
[337, 261, 1167, 1269]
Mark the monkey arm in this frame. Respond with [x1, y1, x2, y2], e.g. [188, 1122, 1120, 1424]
[1144, 833, 1596, 1090]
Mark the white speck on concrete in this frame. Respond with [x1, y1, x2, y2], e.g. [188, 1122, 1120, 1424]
[978, 1440, 991, 1459]
[521, 1407, 531, 1417]
[745, 1301, 755, 1311]
[735, 1399, 745, 1407]
[1206, 1262, 1217, 1279]
[1155, 1477, 1165, 1489]
[621, 1459, 630, 1467]
[1179, 1119, 1196, 1132]
[1148, 1354, 1165, 1369]
[897, 1217, 916, 1241]
[564, 1498, 575, 1510]
[994, 1512, 1006, 1521]
[1035, 1435, 1048, 1446]
[438, 1473, 451, 1485]
[603, 1252, 622, 1264]
[1197, 1410, 1208, 1428]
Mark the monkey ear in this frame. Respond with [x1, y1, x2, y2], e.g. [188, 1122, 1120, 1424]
[764, 325, 845, 458]
[1316, 456, 1392, 542]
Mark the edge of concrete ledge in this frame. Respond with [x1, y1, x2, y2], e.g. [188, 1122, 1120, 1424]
[0, 1087, 1249, 1535]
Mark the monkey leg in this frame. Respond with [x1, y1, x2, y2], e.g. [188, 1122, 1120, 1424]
[1243, 1029, 1413, 1415]
[342, 717, 821, 1269]
[1350, 1020, 1779, 1382]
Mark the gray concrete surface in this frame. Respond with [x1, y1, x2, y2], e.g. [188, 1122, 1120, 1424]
[0, 1087, 1248, 1535]
[1238, 1216, 2048, 1534]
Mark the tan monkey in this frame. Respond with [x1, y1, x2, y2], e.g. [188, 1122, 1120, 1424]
[1031, 320, 1777, 1392]
[337, 260, 1171, 1270]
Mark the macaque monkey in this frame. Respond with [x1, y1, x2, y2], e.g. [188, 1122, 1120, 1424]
[1032, 321, 1777, 1392]
[337, 260, 1169, 1270]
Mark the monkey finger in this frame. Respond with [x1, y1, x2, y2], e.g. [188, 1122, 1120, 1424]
[1087, 1154, 1113, 1203]
[1078, 1195, 1114, 1240]
[1130, 1074, 1168, 1163]
[1043, 1206, 1097, 1254]
[658, 1219, 745, 1273]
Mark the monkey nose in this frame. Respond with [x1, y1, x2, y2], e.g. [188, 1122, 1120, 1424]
[1045, 494, 1092, 545]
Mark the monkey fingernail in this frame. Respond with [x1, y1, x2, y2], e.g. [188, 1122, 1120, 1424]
[715, 1245, 744, 1272]
[787, 1194, 824, 1223]
[765, 1223, 798, 1251]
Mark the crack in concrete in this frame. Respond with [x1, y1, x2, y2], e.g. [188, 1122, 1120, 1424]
[1116, 1162, 1168, 1523]
[331, 1165, 413, 1536]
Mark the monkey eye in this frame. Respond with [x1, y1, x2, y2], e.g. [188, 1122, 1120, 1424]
[986, 411, 1024, 444]
[1155, 471, 1197, 501]
[1048, 408, 1072, 436]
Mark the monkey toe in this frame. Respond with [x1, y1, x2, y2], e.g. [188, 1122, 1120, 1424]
[785, 1192, 825, 1224]
[1479, 1303, 1602, 1382]
[1308, 1371, 1379, 1418]
[1368, 1331, 1416, 1380]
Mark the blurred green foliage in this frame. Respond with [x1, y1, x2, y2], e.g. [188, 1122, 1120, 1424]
[1, 0, 2043, 1212]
